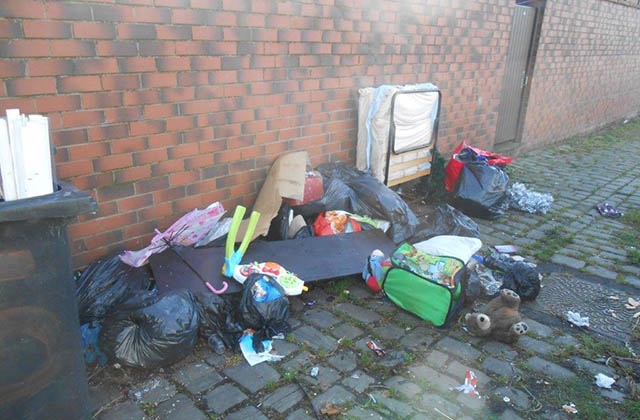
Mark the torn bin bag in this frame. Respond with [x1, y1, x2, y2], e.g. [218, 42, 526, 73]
[100, 289, 199, 369]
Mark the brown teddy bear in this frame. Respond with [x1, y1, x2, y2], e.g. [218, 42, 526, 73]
[465, 289, 528, 344]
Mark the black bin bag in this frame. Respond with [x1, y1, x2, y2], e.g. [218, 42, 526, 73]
[452, 162, 509, 219]
[75, 254, 152, 324]
[314, 163, 419, 244]
[100, 289, 199, 369]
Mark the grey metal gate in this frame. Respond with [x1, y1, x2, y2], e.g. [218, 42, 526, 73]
[495, 5, 537, 146]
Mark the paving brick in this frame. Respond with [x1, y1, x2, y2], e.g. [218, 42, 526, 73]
[342, 370, 375, 393]
[491, 387, 531, 411]
[293, 325, 339, 352]
[525, 356, 576, 380]
[569, 357, 616, 378]
[203, 383, 247, 414]
[521, 318, 555, 338]
[98, 401, 147, 420]
[301, 365, 341, 388]
[425, 349, 450, 367]
[329, 323, 364, 340]
[418, 394, 462, 419]
[551, 254, 586, 269]
[311, 385, 355, 414]
[327, 350, 357, 372]
[224, 405, 268, 419]
[482, 341, 519, 361]
[400, 326, 436, 349]
[370, 391, 415, 418]
[584, 265, 619, 280]
[554, 334, 580, 347]
[456, 391, 485, 411]
[155, 393, 207, 420]
[171, 363, 223, 394]
[262, 384, 304, 413]
[409, 363, 458, 393]
[285, 408, 315, 420]
[344, 407, 388, 419]
[271, 339, 299, 357]
[224, 361, 281, 393]
[482, 356, 522, 377]
[517, 336, 555, 356]
[281, 350, 314, 372]
[384, 376, 422, 399]
[129, 377, 176, 405]
[434, 337, 482, 361]
[303, 308, 341, 329]
[334, 302, 382, 324]
[375, 323, 407, 341]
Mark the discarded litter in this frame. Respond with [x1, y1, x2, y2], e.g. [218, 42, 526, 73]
[100, 289, 199, 369]
[484, 252, 540, 302]
[507, 182, 554, 214]
[451, 370, 481, 398]
[222, 205, 261, 277]
[320, 403, 342, 416]
[238, 330, 284, 366]
[493, 244, 518, 254]
[566, 311, 590, 327]
[75, 254, 152, 324]
[366, 340, 386, 357]
[120, 201, 226, 267]
[233, 261, 307, 296]
[596, 202, 623, 218]
[594, 373, 615, 388]
[625, 297, 640, 310]
[413, 203, 480, 240]
[310, 366, 319, 377]
[562, 402, 578, 414]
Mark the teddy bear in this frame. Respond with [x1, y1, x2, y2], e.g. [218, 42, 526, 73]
[465, 289, 528, 344]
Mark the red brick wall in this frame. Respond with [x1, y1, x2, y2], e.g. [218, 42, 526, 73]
[521, 0, 640, 150]
[0, 0, 516, 267]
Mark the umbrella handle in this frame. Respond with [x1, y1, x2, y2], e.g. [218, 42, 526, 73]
[205, 281, 228, 294]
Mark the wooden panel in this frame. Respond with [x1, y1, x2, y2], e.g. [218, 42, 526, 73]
[150, 229, 397, 295]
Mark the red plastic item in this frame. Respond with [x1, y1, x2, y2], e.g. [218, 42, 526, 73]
[444, 142, 513, 192]
[313, 211, 362, 236]
[283, 170, 324, 206]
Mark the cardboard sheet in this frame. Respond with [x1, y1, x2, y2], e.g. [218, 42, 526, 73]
[236, 151, 307, 241]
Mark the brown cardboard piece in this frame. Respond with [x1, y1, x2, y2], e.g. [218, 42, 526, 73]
[236, 151, 307, 241]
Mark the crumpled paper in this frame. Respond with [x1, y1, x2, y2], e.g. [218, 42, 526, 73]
[594, 373, 615, 388]
[566, 311, 590, 327]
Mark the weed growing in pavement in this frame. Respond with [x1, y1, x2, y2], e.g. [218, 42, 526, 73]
[139, 402, 156, 416]
[571, 333, 632, 359]
[281, 369, 299, 383]
[622, 399, 640, 420]
[535, 224, 574, 261]
[615, 209, 640, 266]
[541, 377, 609, 420]
[359, 351, 374, 368]
[264, 380, 279, 392]
[338, 337, 356, 350]
[224, 353, 244, 367]
[326, 278, 352, 295]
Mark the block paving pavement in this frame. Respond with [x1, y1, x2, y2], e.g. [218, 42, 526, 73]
[90, 120, 640, 419]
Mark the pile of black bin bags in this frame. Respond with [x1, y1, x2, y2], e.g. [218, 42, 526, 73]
[76, 255, 290, 369]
